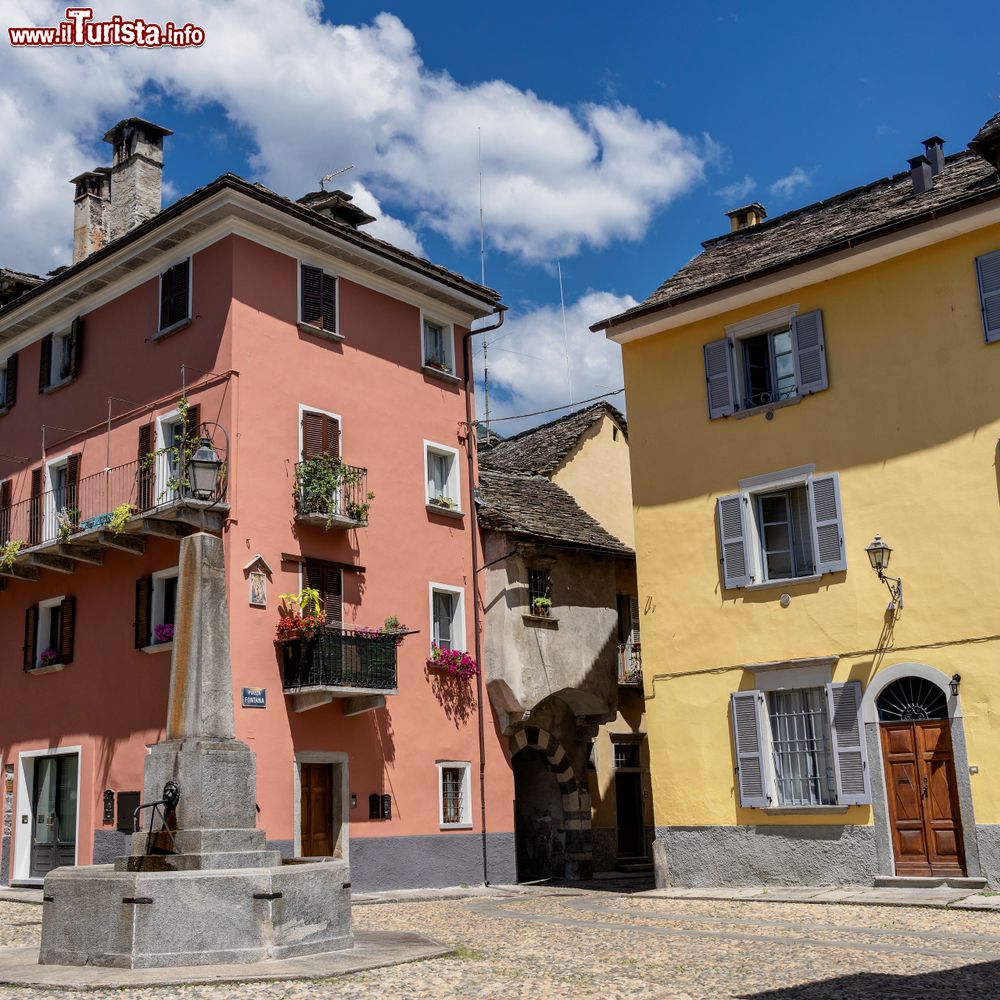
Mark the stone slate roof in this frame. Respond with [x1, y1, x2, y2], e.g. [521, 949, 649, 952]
[477, 469, 632, 555]
[594, 149, 1000, 329]
[0, 268, 43, 307]
[479, 401, 627, 476]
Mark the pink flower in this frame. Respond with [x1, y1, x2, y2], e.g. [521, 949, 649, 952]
[430, 643, 479, 680]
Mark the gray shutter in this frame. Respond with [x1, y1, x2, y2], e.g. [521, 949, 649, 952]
[717, 493, 751, 588]
[629, 596, 640, 646]
[703, 338, 735, 419]
[976, 250, 1000, 343]
[730, 691, 771, 808]
[4, 352, 17, 408]
[809, 473, 847, 573]
[791, 310, 828, 395]
[826, 680, 869, 805]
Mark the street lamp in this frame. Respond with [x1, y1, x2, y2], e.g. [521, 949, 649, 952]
[865, 534, 903, 610]
[189, 437, 223, 500]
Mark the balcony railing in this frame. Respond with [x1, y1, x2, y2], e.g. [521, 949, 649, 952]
[281, 626, 398, 693]
[293, 459, 370, 528]
[617, 643, 642, 686]
[0, 454, 228, 550]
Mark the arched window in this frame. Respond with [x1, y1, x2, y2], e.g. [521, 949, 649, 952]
[876, 676, 948, 722]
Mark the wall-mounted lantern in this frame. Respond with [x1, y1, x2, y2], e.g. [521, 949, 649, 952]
[189, 437, 223, 499]
[865, 534, 903, 610]
[950, 673, 962, 697]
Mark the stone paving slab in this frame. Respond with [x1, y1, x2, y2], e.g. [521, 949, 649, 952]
[638, 885, 986, 908]
[0, 889, 42, 905]
[0, 931, 450, 991]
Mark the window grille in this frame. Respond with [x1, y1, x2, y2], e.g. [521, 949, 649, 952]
[767, 688, 836, 806]
[441, 767, 464, 824]
[528, 568, 551, 606]
[613, 742, 641, 770]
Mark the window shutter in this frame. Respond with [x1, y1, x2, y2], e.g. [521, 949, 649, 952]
[321, 273, 337, 333]
[976, 250, 1000, 343]
[300, 265, 323, 327]
[791, 310, 828, 395]
[305, 562, 342, 626]
[38, 333, 52, 391]
[730, 691, 771, 808]
[323, 415, 340, 458]
[159, 265, 173, 331]
[0, 479, 10, 542]
[59, 596, 76, 665]
[809, 472, 847, 573]
[301, 411, 325, 459]
[183, 403, 201, 451]
[29, 467, 43, 546]
[23, 605, 38, 671]
[703, 338, 735, 419]
[171, 259, 190, 326]
[4, 352, 17, 407]
[717, 493, 751, 588]
[826, 680, 870, 805]
[629, 596, 641, 646]
[69, 317, 84, 378]
[137, 423, 154, 511]
[134, 576, 152, 649]
[65, 453, 81, 516]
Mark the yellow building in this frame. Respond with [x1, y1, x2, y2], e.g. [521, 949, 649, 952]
[593, 112, 1000, 887]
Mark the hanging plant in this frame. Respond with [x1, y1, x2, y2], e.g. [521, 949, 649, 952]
[0, 539, 23, 571]
[429, 643, 479, 680]
[108, 503, 137, 537]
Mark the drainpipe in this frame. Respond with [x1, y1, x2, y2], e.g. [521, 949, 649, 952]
[462, 305, 506, 885]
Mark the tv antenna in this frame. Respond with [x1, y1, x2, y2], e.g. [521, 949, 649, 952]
[319, 164, 355, 191]
[478, 127, 493, 440]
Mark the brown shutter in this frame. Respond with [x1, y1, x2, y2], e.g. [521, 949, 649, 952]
[183, 403, 201, 446]
[302, 411, 325, 459]
[24, 605, 38, 671]
[300, 265, 322, 327]
[321, 273, 337, 333]
[3, 352, 17, 407]
[29, 468, 43, 546]
[38, 333, 52, 391]
[171, 259, 190, 326]
[137, 423, 154, 510]
[59, 595, 76, 665]
[69, 317, 84, 378]
[304, 562, 342, 626]
[65, 453, 81, 520]
[323, 415, 340, 458]
[134, 576, 152, 649]
[0, 479, 10, 542]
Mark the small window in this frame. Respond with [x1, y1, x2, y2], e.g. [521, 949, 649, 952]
[437, 761, 472, 827]
[422, 316, 455, 375]
[31, 595, 75, 669]
[425, 443, 461, 511]
[0, 352, 16, 410]
[755, 486, 814, 582]
[528, 568, 551, 613]
[159, 259, 191, 332]
[766, 688, 837, 807]
[740, 328, 796, 408]
[299, 264, 337, 334]
[613, 742, 641, 770]
[39, 321, 82, 391]
[151, 568, 179, 644]
[430, 584, 463, 654]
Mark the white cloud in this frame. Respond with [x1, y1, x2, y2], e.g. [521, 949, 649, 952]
[0, 1, 707, 272]
[715, 176, 756, 202]
[474, 289, 636, 435]
[346, 182, 424, 257]
[769, 167, 811, 200]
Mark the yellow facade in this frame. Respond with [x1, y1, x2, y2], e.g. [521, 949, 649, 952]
[619, 213, 1000, 880]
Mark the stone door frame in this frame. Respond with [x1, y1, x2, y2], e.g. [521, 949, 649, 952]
[861, 662, 980, 879]
[292, 751, 349, 862]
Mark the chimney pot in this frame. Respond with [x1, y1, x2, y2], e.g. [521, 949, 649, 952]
[296, 189, 376, 230]
[908, 154, 934, 195]
[102, 117, 173, 242]
[724, 202, 767, 232]
[922, 136, 946, 175]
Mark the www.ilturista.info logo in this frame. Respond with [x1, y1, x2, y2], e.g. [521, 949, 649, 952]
[8, 7, 205, 47]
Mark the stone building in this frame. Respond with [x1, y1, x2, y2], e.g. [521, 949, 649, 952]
[477, 403, 652, 878]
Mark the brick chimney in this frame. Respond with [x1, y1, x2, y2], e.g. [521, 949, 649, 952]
[725, 202, 767, 232]
[102, 118, 173, 241]
[69, 168, 111, 264]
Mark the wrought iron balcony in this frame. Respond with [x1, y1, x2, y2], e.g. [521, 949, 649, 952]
[281, 627, 399, 711]
[617, 643, 642, 686]
[293, 459, 370, 529]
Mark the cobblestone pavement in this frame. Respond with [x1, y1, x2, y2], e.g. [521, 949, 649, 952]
[4, 891, 1000, 997]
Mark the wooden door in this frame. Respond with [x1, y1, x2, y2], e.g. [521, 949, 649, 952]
[300, 763, 334, 857]
[880, 721, 965, 876]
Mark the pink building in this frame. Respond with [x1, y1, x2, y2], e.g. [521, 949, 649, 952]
[0, 119, 515, 890]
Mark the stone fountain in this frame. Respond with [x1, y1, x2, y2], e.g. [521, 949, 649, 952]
[38, 532, 352, 968]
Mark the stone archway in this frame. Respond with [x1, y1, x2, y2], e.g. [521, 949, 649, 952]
[510, 726, 592, 880]
[861, 663, 981, 879]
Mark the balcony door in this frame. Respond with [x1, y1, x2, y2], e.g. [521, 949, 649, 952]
[30, 753, 78, 878]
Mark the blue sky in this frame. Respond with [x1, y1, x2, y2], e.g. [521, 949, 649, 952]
[2, 1, 999, 430]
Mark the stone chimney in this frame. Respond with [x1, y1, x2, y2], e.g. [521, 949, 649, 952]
[725, 202, 767, 232]
[102, 117, 173, 241]
[69, 168, 111, 264]
[296, 189, 376, 230]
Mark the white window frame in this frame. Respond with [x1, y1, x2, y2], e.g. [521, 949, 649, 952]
[428, 582, 466, 656]
[423, 440, 462, 513]
[12, 746, 82, 885]
[43, 452, 73, 541]
[157, 256, 193, 334]
[296, 403, 344, 461]
[297, 258, 341, 336]
[726, 306, 799, 412]
[36, 595, 66, 669]
[420, 310, 456, 375]
[151, 566, 180, 644]
[436, 760, 472, 829]
[154, 408, 186, 506]
[47, 326, 75, 388]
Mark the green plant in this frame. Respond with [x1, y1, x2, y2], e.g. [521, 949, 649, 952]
[295, 455, 373, 527]
[0, 539, 23, 571]
[140, 396, 204, 502]
[55, 507, 81, 543]
[532, 596, 552, 615]
[429, 495, 456, 509]
[109, 503, 136, 537]
[276, 588, 326, 639]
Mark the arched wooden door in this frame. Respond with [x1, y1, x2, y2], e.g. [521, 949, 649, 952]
[877, 678, 965, 877]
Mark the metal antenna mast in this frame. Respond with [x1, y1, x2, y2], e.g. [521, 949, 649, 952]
[319, 164, 355, 191]
[558, 261, 574, 405]
[478, 127, 492, 441]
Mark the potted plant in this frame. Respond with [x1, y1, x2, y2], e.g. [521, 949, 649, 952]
[429, 643, 479, 680]
[532, 596, 552, 617]
[275, 588, 326, 642]
[154, 623, 175, 644]
[38, 648, 59, 668]
[424, 358, 452, 374]
[55, 507, 81, 543]
[0, 539, 23, 572]
[429, 495, 456, 509]
[345, 491, 375, 523]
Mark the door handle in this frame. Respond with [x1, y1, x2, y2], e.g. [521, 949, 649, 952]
[922, 779, 928, 798]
